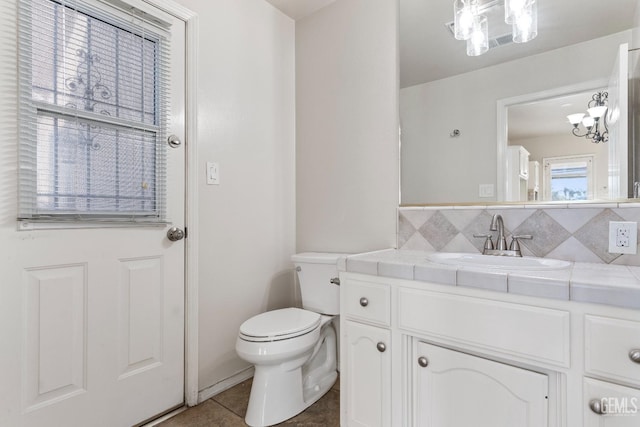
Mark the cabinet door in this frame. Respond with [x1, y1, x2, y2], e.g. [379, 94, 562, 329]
[519, 147, 530, 178]
[343, 321, 391, 427]
[415, 342, 548, 427]
[584, 378, 640, 426]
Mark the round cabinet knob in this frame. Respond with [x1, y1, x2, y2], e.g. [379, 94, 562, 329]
[376, 342, 386, 353]
[418, 356, 429, 367]
[629, 349, 640, 364]
[359, 297, 369, 307]
[589, 399, 605, 415]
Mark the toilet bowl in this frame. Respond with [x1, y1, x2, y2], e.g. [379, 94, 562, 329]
[235, 252, 345, 427]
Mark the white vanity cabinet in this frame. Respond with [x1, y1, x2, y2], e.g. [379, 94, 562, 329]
[339, 271, 640, 427]
[341, 279, 392, 427]
[414, 342, 549, 426]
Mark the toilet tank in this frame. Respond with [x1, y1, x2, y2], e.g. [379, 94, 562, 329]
[292, 252, 347, 315]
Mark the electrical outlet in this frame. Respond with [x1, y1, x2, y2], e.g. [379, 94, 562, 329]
[608, 221, 638, 254]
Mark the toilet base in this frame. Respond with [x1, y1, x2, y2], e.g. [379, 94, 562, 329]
[244, 323, 337, 427]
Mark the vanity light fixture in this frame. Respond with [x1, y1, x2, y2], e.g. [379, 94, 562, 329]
[566, 91, 609, 144]
[452, 0, 538, 56]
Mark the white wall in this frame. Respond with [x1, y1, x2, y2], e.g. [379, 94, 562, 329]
[295, 0, 399, 253]
[401, 31, 633, 204]
[174, 0, 297, 394]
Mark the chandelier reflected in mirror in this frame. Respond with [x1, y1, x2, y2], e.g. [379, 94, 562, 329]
[566, 92, 609, 144]
[453, 0, 538, 57]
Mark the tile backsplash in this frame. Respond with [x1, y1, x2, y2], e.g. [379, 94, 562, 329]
[398, 204, 640, 265]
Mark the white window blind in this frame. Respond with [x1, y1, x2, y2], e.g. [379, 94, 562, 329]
[18, 0, 170, 222]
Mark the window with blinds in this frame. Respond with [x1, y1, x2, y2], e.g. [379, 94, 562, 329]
[18, 0, 170, 222]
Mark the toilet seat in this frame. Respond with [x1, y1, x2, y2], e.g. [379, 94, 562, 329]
[239, 308, 321, 342]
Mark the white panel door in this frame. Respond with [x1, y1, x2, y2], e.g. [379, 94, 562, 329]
[415, 342, 548, 427]
[608, 43, 629, 199]
[0, 2, 186, 427]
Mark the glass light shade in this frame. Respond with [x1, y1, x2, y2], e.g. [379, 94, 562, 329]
[582, 116, 595, 129]
[512, 1, 537, 43]
[587, 105, 607, 119]
[505, 0, 527, 24]
[454, 0, 478, 40]
[608, 106, 620, 124]
[567, 113, 585, 125]
[466, 15, 488, 56]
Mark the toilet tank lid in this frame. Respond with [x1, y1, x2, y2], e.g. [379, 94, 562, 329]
[291, 252, 349, 264]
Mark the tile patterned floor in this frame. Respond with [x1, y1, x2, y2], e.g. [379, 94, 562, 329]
[158, 377, 340, 427]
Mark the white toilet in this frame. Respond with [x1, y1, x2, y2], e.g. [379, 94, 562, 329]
[235, 252, 344, 427]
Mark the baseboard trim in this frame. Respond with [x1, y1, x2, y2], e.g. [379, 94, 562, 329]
[197, 367, 255, 404]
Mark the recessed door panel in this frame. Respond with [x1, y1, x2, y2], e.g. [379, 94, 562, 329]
[24, 264, 87, 411]
[118, 256, 163, 379]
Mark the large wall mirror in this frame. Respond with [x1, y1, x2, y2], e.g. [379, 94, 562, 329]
[399, 0, 640, 205]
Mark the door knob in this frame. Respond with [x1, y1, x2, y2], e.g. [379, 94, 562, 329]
[359, 297, 369, 307]
[376, 342, 386, 353]
[167, 134, 182, 148]
[418, 356, 429, 367]
[630, 349, 640, 363]
[167, 227, 185, 241]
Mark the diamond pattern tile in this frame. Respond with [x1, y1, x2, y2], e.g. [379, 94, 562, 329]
[511, 210, 571, 257]
[398, 212, 417, 248]
[440, 209, 483, 231]
[401, 232, 436, 251]
[398, 206, 640, 265]
[418, 211, 459, 251]
[400, 209, 434, 229]
[573, 209, 624, 263]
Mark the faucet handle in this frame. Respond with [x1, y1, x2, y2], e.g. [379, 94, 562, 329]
[509, 235, 532, 253]
[473, 234, 494, 251]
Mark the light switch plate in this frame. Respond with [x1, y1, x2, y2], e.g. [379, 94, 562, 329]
[479, 184, 495, 198]
[206, 161, 219, 185]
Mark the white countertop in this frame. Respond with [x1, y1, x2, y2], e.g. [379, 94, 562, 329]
[338, 249, 640, 310]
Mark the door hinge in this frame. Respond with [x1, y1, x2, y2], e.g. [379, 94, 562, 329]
[184, 226, 188, 239]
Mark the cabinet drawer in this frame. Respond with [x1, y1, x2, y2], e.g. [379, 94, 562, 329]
[398, 287, 570, 367]
[583, 377, 640, 426]
[585, 315, 640, 387]
[344, 279, 390, 326]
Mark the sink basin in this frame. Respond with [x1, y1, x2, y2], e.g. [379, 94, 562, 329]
[426, 252, 572, 271]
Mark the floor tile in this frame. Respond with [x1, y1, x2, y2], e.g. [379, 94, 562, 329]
[159, 375, 340, 426]
[212, 378, 253, 418]
[275, 389, 340, 426]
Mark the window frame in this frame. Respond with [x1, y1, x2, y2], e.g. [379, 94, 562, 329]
[542, 154, 595, 201]
[17, 0, 172, 226]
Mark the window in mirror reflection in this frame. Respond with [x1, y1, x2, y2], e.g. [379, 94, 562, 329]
[544, 155, 594, 201]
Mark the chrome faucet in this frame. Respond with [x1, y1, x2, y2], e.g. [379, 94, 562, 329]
[474, 213, 533, 257]
[490, 214, 508, 250]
